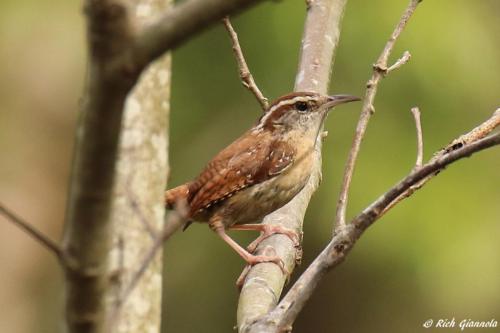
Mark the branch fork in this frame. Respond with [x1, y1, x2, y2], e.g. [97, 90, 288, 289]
[374, 50, 412, 76]
[335, 2, 420, 231]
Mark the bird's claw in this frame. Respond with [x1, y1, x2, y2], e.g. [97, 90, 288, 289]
[246, 225, 301, 253]
[236, 246, 289, 289]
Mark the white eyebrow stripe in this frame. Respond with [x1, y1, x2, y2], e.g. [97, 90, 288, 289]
[258, 95, 317, 126]
[268, 95, 315, 114]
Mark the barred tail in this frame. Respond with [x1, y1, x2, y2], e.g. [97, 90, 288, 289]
[165, 184, 190, 209]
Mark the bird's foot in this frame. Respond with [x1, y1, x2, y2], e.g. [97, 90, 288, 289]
[246, 224, 301, 254]
[236, 245, 289, 289]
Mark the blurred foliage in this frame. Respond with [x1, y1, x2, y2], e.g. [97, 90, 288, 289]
[0, 0, 498, 333]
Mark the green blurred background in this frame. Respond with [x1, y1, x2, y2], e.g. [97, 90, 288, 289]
[0, 0, 499, 332]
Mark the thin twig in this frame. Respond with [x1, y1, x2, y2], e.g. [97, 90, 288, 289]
[250, 131, 500, 332]
[381, 108, 500, 215]
[411, 106, 423, 169]
[334, 0, 420, 231]
[127, 188, 159, 239]
[222, 17, 269, 110]
[108, 203, 188, 327]
[385, 50, 411, 74]
[118, 211, 184, 303]
[0, 202, 62, 258]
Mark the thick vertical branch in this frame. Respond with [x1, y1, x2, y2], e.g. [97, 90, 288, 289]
[62, 1, 271, 332]
[105, 0, 171, 332]
[62, 2, 135, 332]
[237, 1, 348, 332]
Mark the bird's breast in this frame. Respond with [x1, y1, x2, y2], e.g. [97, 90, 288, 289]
[220, 138, 316, 226]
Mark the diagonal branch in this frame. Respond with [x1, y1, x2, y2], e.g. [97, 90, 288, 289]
[0, 202, 62, 258]
[382, 107, 500, 215]
[334, 0, 421, 230]
[223, 17, 269, 110]
[107, 208, 186, 329]
[130, 0, 268, 75]
[237, 0, 348, 332]
[250, 129, 500, 333]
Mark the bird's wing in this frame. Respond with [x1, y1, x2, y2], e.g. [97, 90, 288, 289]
[188, 130, 295, 216]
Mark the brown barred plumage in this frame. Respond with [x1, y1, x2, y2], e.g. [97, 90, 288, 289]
[164, 92, 360, 277]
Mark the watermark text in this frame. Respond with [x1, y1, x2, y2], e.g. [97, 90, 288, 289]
[422, 318, 497, 330]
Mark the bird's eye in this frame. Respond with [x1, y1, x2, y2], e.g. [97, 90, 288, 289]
[296, 101, 308, 112]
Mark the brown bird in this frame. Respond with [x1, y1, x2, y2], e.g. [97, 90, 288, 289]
[165, 91, 359, 272]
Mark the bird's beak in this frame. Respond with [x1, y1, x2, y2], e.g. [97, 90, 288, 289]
[325, 94, 361, 109]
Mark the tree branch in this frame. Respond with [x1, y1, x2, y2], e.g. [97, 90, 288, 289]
[237, 0, 348, 332]
[385, 50, 411, 74]
[249, 130, 500, 333]
[223, 17, 269, 110]
[130, 0, 267, 74]
[0, 202, 62, 258]
[334, 0, 421, 230]
[115, 209, 185, 308]
[382, 107, 500, 214]
[62, 2, 137, 331]
[102, 1, 173, 332]
[62, 0, 267, 332]
[107, 208, 186, 329]
[411, 106, 423, 169]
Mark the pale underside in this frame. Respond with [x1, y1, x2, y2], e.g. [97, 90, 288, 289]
[188, 128, 317, 227]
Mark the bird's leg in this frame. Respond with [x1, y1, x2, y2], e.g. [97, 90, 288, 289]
[228, 223, 301, 253]
[210, 219, 288, 274]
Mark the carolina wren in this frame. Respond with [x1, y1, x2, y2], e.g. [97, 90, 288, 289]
[165, 92, 359, 272]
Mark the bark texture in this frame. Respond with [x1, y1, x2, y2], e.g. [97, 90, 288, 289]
[106, 1, 171, 332]
[62, 0, 265, 331]
[237, 1, 348, 332]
